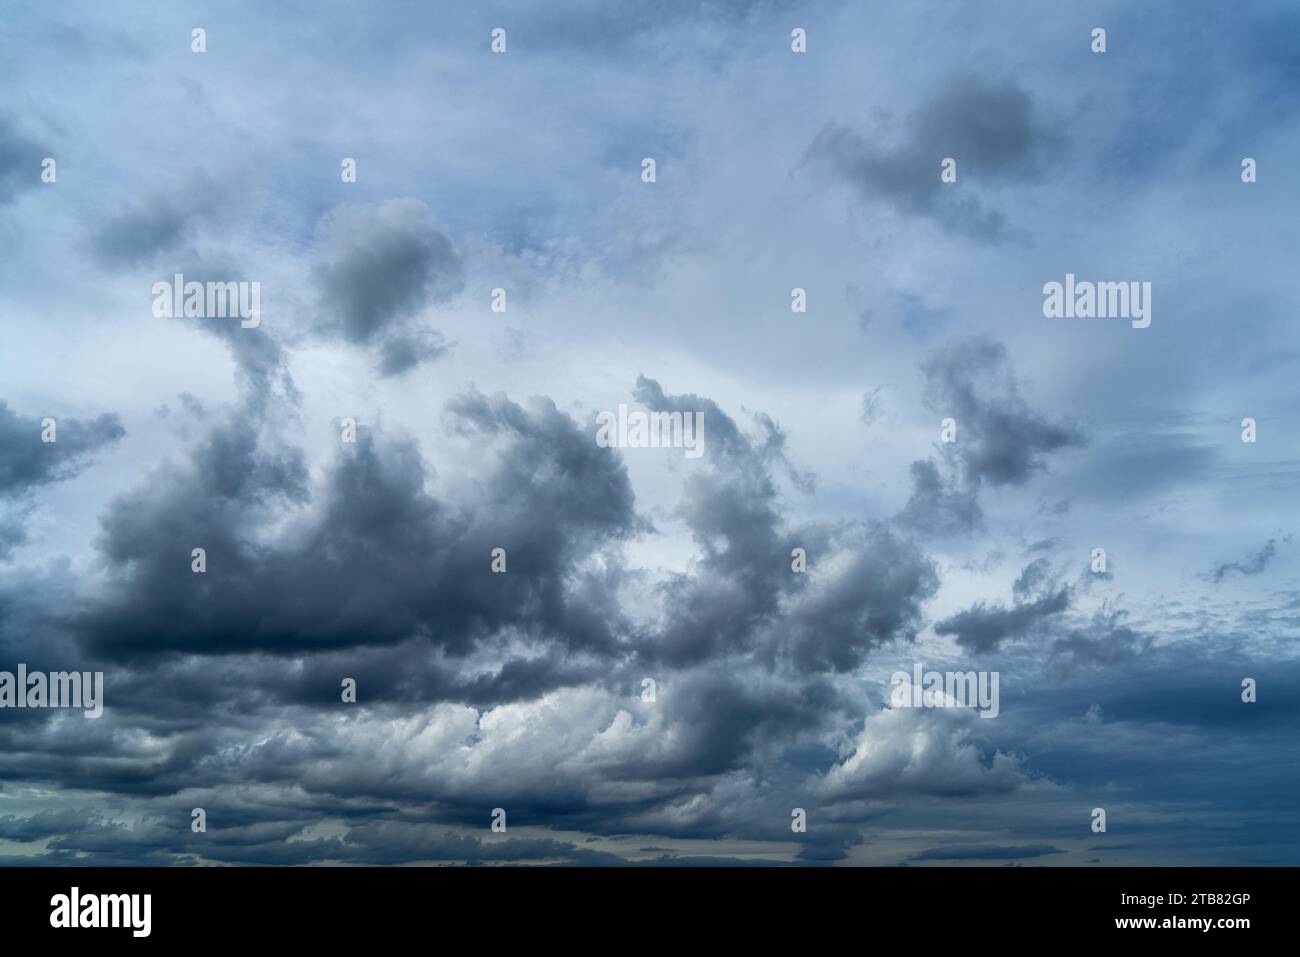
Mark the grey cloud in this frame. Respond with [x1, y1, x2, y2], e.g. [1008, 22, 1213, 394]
[937, 558, 1071, 654]
[898, 457, 983, 536]
[782, 523, 939, 672]
[90, 177, 233, 267]
[3, 0, 1298, 866]
[921, 337, 1086, 488]
[935, 586, 1070, 654]
[315, 198, 464, 375]
[804, 73, 1056, 236]
[631, 376, 794, 667]
[79, 389, 638, 663]
[898, 338, 1083, 539]
[0, 400, 125, 495]
[1013, 557, 1053, 599]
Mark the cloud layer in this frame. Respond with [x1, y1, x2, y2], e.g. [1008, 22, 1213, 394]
[1, 0, 1297, 867]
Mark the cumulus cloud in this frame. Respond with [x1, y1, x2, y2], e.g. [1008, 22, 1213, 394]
[820, 706, 1030, 801]
[79, 390, 638, 663]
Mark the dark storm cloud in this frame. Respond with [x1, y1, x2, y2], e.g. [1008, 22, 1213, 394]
[0, 400, 125, 495]
[630, 377, 934, 674]
[7, 374, 877, 851]
[596, 378, 917, 690]
[192, 417, 309, 503]
[782, 523, 938, 672]
[449, 387, 644, 543]
[636, 666, 837, 781]
[82, 640, 605, 728]
[631, 376, 795, 667]
[0, 116, 45, 206]
[1212, 535, 1291, 583]
[0, 710, 225, 796]
[920, 337, 1086, 488]
[11, 375, 901, 838]
[315, 198, 464, 375]
[0, 561, 83, 666]
[78, 388, 638, 662]
[804, 73, 1056, 235]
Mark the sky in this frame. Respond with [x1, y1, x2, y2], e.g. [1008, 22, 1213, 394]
[0, 0, 1297, 866]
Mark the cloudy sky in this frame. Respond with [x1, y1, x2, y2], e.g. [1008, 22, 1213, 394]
[1, 0, 1297, 866]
